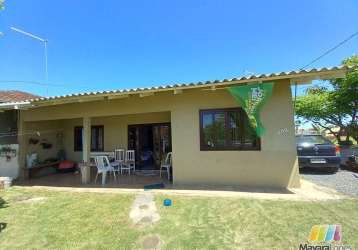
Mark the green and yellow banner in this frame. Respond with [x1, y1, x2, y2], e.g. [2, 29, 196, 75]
[228, 82, 274, 137]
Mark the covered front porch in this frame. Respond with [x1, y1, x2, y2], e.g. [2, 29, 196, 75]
[20, 111, 173, 186]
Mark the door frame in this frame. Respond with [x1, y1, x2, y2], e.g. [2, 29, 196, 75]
[127, 122, 171, 169]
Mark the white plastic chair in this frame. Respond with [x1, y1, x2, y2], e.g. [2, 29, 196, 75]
[125, 150, 136, 173]
[113, 149, 125, 173]
[94, 156, 116, 185]
[121, 150, 131, 175]
[160, 152, 172, 180]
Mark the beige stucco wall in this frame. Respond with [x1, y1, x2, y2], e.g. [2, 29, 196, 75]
[61, 112, 171, 162]
[170, 81, 300, 188]
[21, 79, 300, 188]
[22, 120, 64, 164]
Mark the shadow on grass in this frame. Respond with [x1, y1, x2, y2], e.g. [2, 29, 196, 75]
[0, 222, 7, 233]
[0, 197, 8, 209]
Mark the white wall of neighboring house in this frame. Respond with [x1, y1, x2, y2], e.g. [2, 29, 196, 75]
[0, 144, 19, 179]
[0, 110, 20, 179]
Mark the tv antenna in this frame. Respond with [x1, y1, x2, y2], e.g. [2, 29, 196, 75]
[11, 27, 49, 91]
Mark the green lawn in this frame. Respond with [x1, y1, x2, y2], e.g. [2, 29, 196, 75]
[0, 188, 357, 249]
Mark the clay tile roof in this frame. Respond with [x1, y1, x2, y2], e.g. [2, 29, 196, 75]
[0, 90, 41, 103]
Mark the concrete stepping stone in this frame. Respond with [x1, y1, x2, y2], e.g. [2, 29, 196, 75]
[130, 192, 160, 227]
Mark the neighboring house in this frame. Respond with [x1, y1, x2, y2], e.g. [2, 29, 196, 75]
[1, 66, 349, 188]
[0, 91, 40, 178]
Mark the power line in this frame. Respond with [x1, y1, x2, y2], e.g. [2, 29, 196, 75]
[299, 31, 358, 70]
[293, 30, 358, 117]
[0, 80, 64, 87]
[0, 80, 88, 88]
[3, 32, 356, 93]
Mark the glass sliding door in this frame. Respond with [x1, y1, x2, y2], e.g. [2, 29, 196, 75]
[153, 124, 171, 167]
[128, 123, 171, 170]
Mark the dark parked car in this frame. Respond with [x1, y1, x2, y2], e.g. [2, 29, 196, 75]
[296, 134, 341, 172]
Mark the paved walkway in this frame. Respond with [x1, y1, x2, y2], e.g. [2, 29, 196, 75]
[129, 191, 162, 249]
[15, 179, 347, 201]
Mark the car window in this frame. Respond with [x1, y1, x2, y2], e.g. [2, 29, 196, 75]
[296, 135, 331, 144]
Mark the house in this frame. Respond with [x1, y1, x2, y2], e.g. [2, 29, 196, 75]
[0, 90, 40, 145]
[1, 66, 350, 188]
[0, 91, 40, 178]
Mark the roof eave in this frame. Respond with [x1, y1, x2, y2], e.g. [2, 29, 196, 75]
[30, 65, 351, 107]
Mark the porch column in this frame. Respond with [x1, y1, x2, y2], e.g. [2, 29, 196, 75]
[80, 116, 92, 184]
[17, 110, 28, 180]
[82, 116, 91, 163]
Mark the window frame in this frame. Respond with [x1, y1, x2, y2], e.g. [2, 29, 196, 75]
[199, 108, 261, 151]
[74, 126, 83, 152]
[74, 125, 104, 152]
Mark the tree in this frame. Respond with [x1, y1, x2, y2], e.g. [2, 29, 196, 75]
[295, 55, 358, 144]
[332, 56, 358, 143]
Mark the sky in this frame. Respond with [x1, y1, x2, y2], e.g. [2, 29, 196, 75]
[0, 0, 357, 97]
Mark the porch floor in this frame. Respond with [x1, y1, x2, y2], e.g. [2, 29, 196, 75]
[18, 171, 172, 189]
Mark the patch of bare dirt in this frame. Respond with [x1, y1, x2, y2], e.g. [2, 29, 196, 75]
[142, 235, 161, 250]
[16, 197, 47, 204]
[140, 204, 149, 210]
